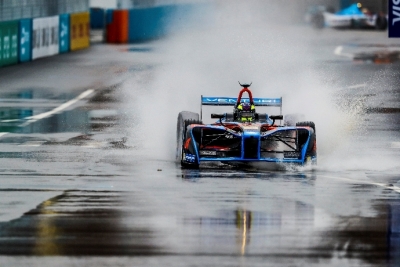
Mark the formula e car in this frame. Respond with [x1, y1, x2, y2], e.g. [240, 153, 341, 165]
[321, 3, 387, 30]
[176, 83, 317, 169]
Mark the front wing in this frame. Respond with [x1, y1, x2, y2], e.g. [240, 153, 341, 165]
[181, 125, 317, 166]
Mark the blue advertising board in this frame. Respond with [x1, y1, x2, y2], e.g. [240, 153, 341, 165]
[128, 4, 207, 43]
[106, 9, 113, 25]
[90, 8, 105, 29]
[389, 0, 400, 37]
[19, 19, 32, 62]
[59, 14, 70, 53]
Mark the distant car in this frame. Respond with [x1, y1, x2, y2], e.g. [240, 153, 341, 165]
[305, 5, 334, 29]
[176, 84, 317, 169]
[321, 3, 387, 30]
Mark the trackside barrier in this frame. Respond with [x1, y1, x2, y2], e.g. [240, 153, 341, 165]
[90, 8, 105, 29]
[32, 16, 59, 60]
[128, 6, 168, 42]
[127, 4, 200, 42]
[106, 9, 129, 43]
[106, 9, 117, 43]
[114, 10, 129, 43]
[19, 19, 32, 63]
[0, 20, 18, 67]
[70, 12, 90, 51]
[59, 14, 70, 53]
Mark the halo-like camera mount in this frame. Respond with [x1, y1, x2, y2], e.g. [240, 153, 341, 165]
[238, 81, 252, 88]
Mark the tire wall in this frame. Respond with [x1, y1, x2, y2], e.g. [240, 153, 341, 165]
[70, 12, 90, 51]
[59, 14, 70, 53]
[32, 16, 60, 60]
[0, 21, 18, 67]
[19, 19, 32, 63]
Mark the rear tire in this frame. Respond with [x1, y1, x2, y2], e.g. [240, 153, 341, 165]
[296, 121, 316, 134]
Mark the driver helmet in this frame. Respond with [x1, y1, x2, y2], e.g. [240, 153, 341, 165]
[237, 102, 255, 122]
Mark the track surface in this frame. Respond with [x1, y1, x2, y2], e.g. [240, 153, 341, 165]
[0, 24, 399, 267]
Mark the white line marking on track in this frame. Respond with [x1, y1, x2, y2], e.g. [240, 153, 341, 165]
[0, 119, 21, 122]
[334, 45, 353, 58]
[18, 141, 47, 147]
[347, 84, 367, 89]
[0, 89, 94, 139]
[20, 89, 94, 127]
[392, 142, 400, 149]
[319, 175, 400, 193]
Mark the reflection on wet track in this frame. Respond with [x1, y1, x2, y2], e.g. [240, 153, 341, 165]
[0, 190, 159, 256]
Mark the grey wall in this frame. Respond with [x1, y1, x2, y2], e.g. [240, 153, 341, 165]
[0, 0, 89, 22]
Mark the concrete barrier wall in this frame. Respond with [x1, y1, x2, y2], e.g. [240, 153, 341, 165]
[70, 12, 90, 51]
[0, 11, 90, 68]
[0, 20, 18, 67]
[90, 8, 105, 29]
[32, 16, 60, 60]
[59, 14, 70, 53]
[103, 4, 205, 43]
[19, 19, 32, 63]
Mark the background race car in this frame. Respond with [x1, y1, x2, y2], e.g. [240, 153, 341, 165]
[309, 3, 387, 30]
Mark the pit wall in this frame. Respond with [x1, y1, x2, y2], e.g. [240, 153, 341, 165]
[104, 4, 204, 43]
[0, 12, 90, 68]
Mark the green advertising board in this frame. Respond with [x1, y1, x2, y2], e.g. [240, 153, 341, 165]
[0, 21, 18, 67]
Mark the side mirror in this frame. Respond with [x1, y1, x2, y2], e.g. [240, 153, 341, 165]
[269, 115, 283, 125]
[211, 113, 224, 119]
[269, 115, 283, 120]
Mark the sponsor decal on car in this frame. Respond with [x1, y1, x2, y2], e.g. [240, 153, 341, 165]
[199, 150, 217, 156]
[184, 153, 196, 163]
[242, 125, 259, 132]
[284, 151, 300, 159]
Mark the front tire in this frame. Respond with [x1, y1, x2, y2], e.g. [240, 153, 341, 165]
[297, 121, 317, 160]
[176, 111, 201, 168]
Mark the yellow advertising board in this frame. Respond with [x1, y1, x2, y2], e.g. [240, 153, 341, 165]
[70, 12, 90, 51]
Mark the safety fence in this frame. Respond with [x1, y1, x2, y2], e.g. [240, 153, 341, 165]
[0, 12, 90, 68]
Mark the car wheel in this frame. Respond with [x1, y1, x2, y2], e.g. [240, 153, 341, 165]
[176, 111, 200, 162]
[296, 121, 316, 134]
[375, 16, 387, 30]
[180, 119, 202, 168]
[297, 121, 317, 160]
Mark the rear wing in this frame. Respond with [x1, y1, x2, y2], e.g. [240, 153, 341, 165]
[200, 96, 282, 120]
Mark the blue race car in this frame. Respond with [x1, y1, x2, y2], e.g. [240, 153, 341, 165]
[321, 3, 387, 30]
[176, 83, 317, 169]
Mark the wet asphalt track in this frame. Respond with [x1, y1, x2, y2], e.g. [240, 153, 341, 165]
[0, 25, 400, 267]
